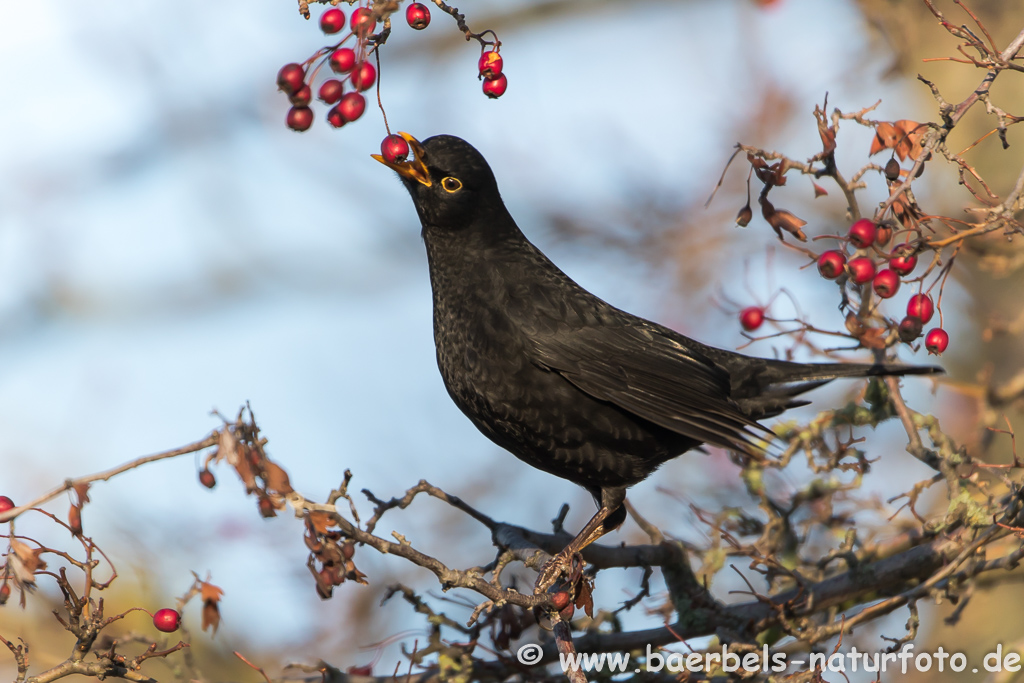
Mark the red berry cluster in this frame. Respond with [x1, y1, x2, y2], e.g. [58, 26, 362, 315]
[279, 3, 503, 133]
[813, 219, 947, 354]
[478, 50, 507, 98]
[277, 4, 383, 133]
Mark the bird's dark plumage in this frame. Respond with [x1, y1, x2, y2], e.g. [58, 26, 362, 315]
[375, 134, 941, 586]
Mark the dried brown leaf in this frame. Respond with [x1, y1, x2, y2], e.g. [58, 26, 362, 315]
[871, 122, 898, 156]
[264, 461, 294, 495]
[202, 599, 221, 634]
[200, 581, 224, 604]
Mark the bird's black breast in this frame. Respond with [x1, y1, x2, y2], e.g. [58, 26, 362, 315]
[424, 230, 696, 493]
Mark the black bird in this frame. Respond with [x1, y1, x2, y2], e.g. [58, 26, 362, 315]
[374, 133, 941, 591]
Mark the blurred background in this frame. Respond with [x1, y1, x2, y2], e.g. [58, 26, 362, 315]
[1, 0, 1023, 680]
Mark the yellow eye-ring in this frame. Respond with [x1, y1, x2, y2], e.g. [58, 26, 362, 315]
[441, 176, 462, 193]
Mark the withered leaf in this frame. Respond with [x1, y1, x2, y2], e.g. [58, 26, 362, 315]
[761, 199, 807, 241]
[200, 581, 224, 604]
[894, 120, 925, 161]
[812, 182, 828, 198]
[73, 483, 91, 506]
[870, 122, 898, 156]
[308, 511, 335, 534]
[218, 428, 239, 466]
[201, 599, 221, 634]
[264, 461, 294, 495]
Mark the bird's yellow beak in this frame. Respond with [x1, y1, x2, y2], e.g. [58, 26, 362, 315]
[371, 132, 432, 187]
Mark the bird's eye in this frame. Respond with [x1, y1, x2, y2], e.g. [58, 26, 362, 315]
[441, 177, 462, 193]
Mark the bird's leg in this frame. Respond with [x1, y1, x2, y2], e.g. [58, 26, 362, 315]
[534, 493, 627, 595]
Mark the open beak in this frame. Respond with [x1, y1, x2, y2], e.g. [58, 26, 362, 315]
[371, 132, 432, 187]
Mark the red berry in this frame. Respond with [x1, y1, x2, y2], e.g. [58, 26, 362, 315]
[847, 257, 876, 285]
[0, 582, 10, 605]
[478, 52, 503, 80]
[406, 2, 430, 29]
[817, 250, 847, 280]
[872, 268, 900, 298]
[320, 7, 346, 34]
[326, 105, 346, 128]
[318, 79, 344, 105]
[329, 48, 357, 74]
[899, 316, 923, 343]
[925, 328, 949, 355]
[199, 469, 216, 489]
[276, 63, 305, 95]
[338, 92, 366, 122]
[482, 74, 508, 98]
[0, 496, 14, 513]
[381, 134, 410, 163]
[551, 591, 571, 610]
[286, 106, 314, 132]
[848, 218, 877, 248]
[351, 62, 376, 91]
[350, 7, 376, 35]
[152, 608, 181, 633]
[889, 244, 918, 276]
[289, 84, 312, 107]
[907, 294, 934, 324]
[739, 306, 765, 331]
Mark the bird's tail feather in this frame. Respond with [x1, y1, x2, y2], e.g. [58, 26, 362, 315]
[757, 360, 942, 386]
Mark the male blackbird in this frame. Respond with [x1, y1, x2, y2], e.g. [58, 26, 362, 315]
[374, 133, 941, 591]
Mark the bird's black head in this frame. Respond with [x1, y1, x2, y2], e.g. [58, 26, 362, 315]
[373, 133, 506, 235]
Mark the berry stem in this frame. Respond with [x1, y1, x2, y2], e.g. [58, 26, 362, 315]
[374, 49, 390, 136]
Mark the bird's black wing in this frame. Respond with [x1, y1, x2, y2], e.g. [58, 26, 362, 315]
[524, 316, 771, 456]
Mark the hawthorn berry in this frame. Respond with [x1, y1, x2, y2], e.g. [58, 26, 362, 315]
[351, 62, 376, 91]
[381, 134, 411, 163]
[817, 250, 847, 280]
[847, 257, 876, 285]
[884, 157, 900, 182]
[735, 203, 753, 227]
[326, 105, 346, 128]
[289, 84, 312, 107]
[320, 7, 345, 34]
[907, 294, 934, 324]
[0, 582, 9, 605]
[0, 496, 14, 513]
[199, 469, 216, 489]
[286, 106, 314, 132]
[872, 268, 900, 298]
[889, 244, 917, 276]
[740, 306, 765, 331]
[478, 51, 503, 80]
[318, 79, 344, 105]
[350, 7, 376, 35]
[276, 63, 305, 95]
[406, 2, 430, 29]
[551, 591, 571, 610]
[329, 48, 357, 74]
[899, 316, 923, 343]
[482, 74, 508, 99]
[848, 218, 877, 249]
[152, 608, 181, 633]
[338, 92, 366, 122]
[925, 328, 949, 355]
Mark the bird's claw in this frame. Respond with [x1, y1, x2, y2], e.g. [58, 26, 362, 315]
[533, 549, 583, 595]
